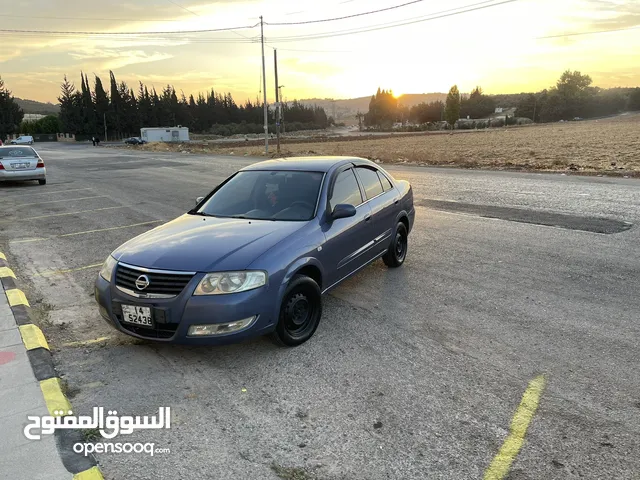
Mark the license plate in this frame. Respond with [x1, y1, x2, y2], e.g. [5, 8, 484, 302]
[11, 163, 29, 169]
[121, 305, 153, 327]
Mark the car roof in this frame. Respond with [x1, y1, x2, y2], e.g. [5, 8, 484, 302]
[241, 156, 374, 173]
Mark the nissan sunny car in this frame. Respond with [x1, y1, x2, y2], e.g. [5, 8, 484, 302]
[95, 156, 414, 346]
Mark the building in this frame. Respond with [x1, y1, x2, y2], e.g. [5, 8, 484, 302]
[140, 127, 189, 142]
[23, 114, 46, 121]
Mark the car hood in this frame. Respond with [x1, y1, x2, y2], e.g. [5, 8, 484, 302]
[112, 214, 305, 272]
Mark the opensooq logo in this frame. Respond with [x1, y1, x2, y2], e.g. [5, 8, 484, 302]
[24, 406, 171, 440]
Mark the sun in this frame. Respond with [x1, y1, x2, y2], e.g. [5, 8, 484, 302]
[392, 91, 403, 99]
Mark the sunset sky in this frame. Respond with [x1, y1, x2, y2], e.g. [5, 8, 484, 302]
[0, 0, 638, 104]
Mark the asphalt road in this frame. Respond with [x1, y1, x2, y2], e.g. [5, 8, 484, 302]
[1, 143, 639, 480]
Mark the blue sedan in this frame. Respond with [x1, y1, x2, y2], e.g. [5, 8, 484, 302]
[95, 156, 414, 346]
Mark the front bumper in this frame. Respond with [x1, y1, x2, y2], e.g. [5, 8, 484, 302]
[0, 167, 46, 182]
[94, 273, 280, 345]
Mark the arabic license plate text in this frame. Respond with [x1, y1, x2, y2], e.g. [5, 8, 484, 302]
[11, 163, 28, 169]
[121, 305, 153, 327]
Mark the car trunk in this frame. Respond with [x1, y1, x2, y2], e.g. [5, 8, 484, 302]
[0, 151, 39, 170]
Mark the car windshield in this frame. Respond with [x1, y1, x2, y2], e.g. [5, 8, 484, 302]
[0, 146, 36, 158]
[195, 170, 324, 221]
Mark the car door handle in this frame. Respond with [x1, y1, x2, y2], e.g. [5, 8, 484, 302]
[364, 215, 371, 222]
[394, 199, 400, 205]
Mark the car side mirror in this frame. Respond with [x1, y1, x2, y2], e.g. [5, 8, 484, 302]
[196, 196, 204, 205]
[331, 204, 356, 220]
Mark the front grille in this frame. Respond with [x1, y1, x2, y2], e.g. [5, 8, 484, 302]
[120, 322, 179, 339]
[115, 263, 194, 297]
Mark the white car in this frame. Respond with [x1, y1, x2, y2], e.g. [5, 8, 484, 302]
[0, 146, 47, 185]
[10, 135, 34, 145]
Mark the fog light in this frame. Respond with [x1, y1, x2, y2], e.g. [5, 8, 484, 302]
[187, 316, 257, 337]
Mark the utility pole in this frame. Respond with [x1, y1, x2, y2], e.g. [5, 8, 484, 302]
[103, 113, 107, 141]
[279, 86, 285, 134]
[260, 16, 269, 154]
[274, 49, 280, 154]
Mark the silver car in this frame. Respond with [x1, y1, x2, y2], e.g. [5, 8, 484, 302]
[0, 146, 46, 185]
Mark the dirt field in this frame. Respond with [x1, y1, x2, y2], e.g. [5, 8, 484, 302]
[138, 113, 640, 175]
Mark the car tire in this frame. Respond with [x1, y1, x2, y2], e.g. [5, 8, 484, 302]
[383, 222, 408, 268]
[38, 179, 46, 185]
[270, 274, 322, 347]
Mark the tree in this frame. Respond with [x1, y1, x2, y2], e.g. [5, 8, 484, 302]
[0, 77, 24, 141]
[79, 72, 96, 136]
[460, 86, 496, 119]
[109, 71, 122, 136]
[515, 93, 539, 122]
[444, 85, 461, 129]
[628, 88, 640, 111]
[364, 88, 398, 129]
[409, 101, 444, 123]
[58, 75, 80, 133]
[555, 70, 592, 119]
[20, 115, 60, 134]
[94, 75, 110, 139]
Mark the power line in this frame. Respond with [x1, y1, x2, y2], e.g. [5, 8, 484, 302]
[536, 25, 640, 40]
[0, 13, 184, 22]
[166, 0, 200, 17]
[265, 0, 517, 41]
[266, 44, 352, 53]
[267, 0, 426, 26]
[0, 23, 260, 36]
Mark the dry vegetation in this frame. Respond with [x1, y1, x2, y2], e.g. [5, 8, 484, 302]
[139, 113, 640, 176]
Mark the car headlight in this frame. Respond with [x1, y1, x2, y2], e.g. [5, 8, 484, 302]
[99, 255, 117, 282]
[193, 271, 266, 295]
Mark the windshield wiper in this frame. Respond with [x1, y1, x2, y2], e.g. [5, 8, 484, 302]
[189, 211, 215, 217]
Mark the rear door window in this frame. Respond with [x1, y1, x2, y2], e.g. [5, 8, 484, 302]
[378, 172, 393, 191]
[355, 167, 384, 200]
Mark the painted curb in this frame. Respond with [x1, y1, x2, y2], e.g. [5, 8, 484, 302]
[0, 252, 104, 480]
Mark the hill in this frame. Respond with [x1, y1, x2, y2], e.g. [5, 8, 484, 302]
[15, 97, 59, 115]
[299, 93, 448, 124]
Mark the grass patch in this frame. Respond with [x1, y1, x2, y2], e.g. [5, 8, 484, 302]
[270, 464, 314, 480]
[82, 427, 101, 442]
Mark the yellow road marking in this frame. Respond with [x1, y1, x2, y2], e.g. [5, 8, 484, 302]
[19, 324, 50, 350]
[39, 377, 72, 416]
[6, 288, 30, 307]
[34, 263, 103, 277]
[12, 205, 132, 221]
[14, 195, 108, 208]
[12, 220, 163, 244]
[483, 375, 547, 480]
[73, 466, 105, 480]
[0, 266, 16, 278]
[1, 187, 92, 199]
[61, 336, 112, 348]
[0, 252, 6, 261]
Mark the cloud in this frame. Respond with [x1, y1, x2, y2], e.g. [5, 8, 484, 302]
[585, 0, 640, 30]
[67, 48, 173, 70]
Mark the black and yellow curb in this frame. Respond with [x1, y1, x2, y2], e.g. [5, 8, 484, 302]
[0, 252, 104, 480]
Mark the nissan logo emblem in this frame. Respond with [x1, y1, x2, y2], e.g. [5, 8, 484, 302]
[135, 275, 150, 291]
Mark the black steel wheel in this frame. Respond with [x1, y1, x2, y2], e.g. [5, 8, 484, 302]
[271, 274, 322, 347]
[383, 222, 408, 268]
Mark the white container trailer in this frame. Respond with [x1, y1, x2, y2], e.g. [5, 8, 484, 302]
[140, 127, 189, 142]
